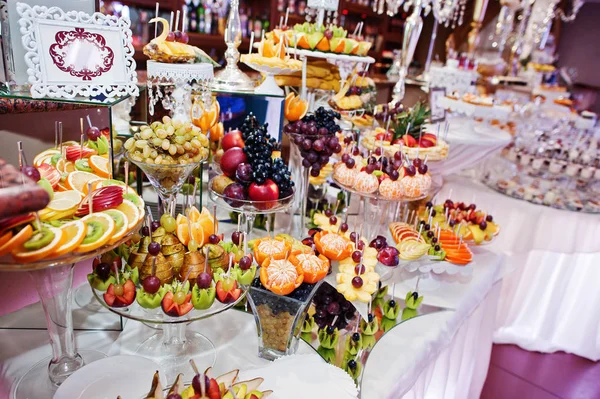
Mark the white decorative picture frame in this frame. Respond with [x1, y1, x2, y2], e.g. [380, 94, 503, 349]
[16, 3, 139, 99]
[429, 87, 447, 123]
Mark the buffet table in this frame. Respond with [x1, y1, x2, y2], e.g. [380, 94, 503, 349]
[0, 244, 505, 398]
[438, 174, 600, 361]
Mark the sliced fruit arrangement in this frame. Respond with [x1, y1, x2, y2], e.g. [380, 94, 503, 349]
[240, 35, 302, 70]
[364, 102, 449, 161]
[143, 17, 219, 65]
[140, 364, 272, 399]
[283, 92, 308, 122]
[1, 150, 144, 263]
[267, 22, 372, 56]
[418, 199, 500, 245]
[92, 206, 248, 315]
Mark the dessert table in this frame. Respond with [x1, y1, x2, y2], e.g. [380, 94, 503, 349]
[438, 174, 600, 361]
[0, 244, 505, 398]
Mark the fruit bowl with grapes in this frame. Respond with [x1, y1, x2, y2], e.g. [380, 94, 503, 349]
[209, 114, 295, 214]
[124, 116, 209, 205]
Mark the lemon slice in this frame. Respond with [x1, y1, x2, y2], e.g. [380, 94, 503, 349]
[33, 149, 59, 167]
[53, 220, 87, 257]
[47, 190, 82, 211]
[76, 213, 116, 253]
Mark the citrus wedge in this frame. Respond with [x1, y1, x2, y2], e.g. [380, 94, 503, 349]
[53, 220, 87, 257]
[115, 200, 141, 230]
[89, 155, 110, 178]
[66, 171, 101, 194]
[0, 225, 33, 257]
[103, 209, 128, 244]
[56, 159, 76, 174]
[0, 231, 13, 247]
[176, 221, 205, 247]
[12, 227, 64, 263]
[33, 149, 60, 167]
[47, 190, 82, 212]
[76, 213, 116, 253]
[189, 206, 203, 222]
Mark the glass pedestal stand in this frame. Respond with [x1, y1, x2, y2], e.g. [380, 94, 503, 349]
[12, 264, 106, 399]
[0, 223, 141, 399]
[135, 324, 216, 381]
[91, 286, 247, 383]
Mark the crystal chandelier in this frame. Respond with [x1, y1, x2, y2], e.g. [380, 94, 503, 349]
[389, 0, 466, 103]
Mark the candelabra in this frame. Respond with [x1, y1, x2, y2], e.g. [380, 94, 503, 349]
[212, 0, 255, 92]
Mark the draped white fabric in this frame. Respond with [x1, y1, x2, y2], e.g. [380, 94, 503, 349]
[440, 174, 600, 360]
[362, 283, 501, 399]
[494, 250, 600, 361]
[427, 117, 512, 177]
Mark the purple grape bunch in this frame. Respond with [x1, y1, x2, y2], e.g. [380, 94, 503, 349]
[283, 107, 342, 177]
[311, 283, 356, 330]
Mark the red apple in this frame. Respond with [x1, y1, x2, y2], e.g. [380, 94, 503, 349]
[65, 145, 97, 161]
[419, 138, 435, 148]
[221, 130, 245, 151]
[402, 135, 417, 147]
[75, 186, 123, 216]
[391, 138, 403, 145]
[422, 133, 437, 144]
[37, 163, 61, 188]
[248, 179, 279, 210]
[220, 148, 247, 178]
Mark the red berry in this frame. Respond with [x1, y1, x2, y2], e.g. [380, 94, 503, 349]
[351, 276, 363, 288]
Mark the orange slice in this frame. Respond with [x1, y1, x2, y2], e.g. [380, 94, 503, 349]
[115, 200, 141, 230]
[89, 155, 110, 178]
[33, 149, 60, 167]
[0, 231, 13, 247]
[176, 221, 205, 247]
[76, 213, 115, 253]
[51, 221, 87, 257]
[56, 158, 76, 174]
[66, 171, 101, 194]
[103, 209, 128, 244]
[0, 225, 33, 257]
[12, 227, 64, 263]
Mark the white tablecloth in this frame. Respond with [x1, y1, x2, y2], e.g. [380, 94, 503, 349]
[428, 117, 512, 177]
[363, 248, 504, 399]
[0, 250, 505, 399]
[441, 174, 600, 360]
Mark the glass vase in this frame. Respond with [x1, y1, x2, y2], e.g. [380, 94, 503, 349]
[247, 282, 322, 360]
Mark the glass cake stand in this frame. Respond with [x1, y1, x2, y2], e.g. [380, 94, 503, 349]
[0, 220, 142, 399]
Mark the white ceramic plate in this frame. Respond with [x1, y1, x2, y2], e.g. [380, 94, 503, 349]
[54, 355, 163, 399]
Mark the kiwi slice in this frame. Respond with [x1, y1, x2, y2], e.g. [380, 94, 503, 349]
[104, 210, 125, 230]
[82, 221, 106, 245]
[23, 229, 55, 251]
[75, 159, 93, 172]
[123, 193, 142, 208]
[50, 153, 62, 166]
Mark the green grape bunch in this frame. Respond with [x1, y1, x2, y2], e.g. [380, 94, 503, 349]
[124, 116, 209, 165]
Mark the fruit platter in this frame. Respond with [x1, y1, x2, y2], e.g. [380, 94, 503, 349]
[209, 114, 295, 215]
[136, 364, 272, 399]
[1, 128, 145, 270]
[268, 22, 373, 58]
[363, 102, 449, 161]
[89, 205, 247, 322]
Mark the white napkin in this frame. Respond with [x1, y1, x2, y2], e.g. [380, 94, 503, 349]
[238, 354, 358, 399]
